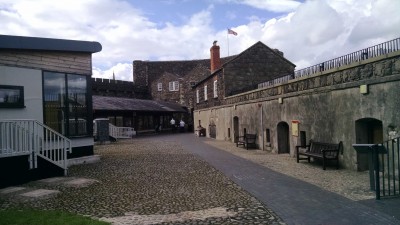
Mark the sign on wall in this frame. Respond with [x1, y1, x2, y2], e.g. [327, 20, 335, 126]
[292, 120, 300, 136]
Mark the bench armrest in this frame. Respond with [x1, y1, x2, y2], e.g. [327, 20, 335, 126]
[321, 149, 339, 152]
[296, 145, 310, 152]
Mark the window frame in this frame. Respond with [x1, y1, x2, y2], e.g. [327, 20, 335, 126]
[169, 81, 179, 91]
[204, 85, 208, 101]
[0, 85, 25, 108]
[43, 71, 92, 138]
[213, 80, 218, 98]
[157, 83, 162, 91]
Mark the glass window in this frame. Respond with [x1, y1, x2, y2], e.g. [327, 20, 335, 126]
[67, 74, 88, 136]
[169, 81, 179, 91]
[196, 89, 199, 103]
[204, 85, 208, 101]
[43, 72, 67, 135]
[0, 85, 24, 108]
[213, 80, 218, 98]
[157, 83, 162, 91]
[43, 72, 90, 137]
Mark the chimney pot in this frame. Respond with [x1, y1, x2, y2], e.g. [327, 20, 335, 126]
[210, 41, 221, 73]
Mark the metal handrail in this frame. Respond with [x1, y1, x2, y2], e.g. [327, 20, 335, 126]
[294, 37, 400, 78]
[109, 123, 135, 139]
[257, 37, 400, 88]
[0, 119, 71, 176]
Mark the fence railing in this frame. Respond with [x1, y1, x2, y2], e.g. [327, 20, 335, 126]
[258, 74, 294, 88]
[294, 37, 400, 78]
[109, 123, 135, 139]
[375, 137, 400, 199]
[0, 120, 71, 176]
[258, 37, 400, 88]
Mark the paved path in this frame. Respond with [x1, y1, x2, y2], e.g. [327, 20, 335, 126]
[164, 133, 400, 225]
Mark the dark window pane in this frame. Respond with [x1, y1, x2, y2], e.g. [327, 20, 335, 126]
[67, 74, 88, 136]
[43, 72, 66, 134]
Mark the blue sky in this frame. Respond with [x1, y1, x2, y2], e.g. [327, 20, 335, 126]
[1, 0, 399, 81]
[130, 0, 287, 30]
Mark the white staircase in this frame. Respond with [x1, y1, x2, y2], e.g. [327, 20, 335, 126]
[0, 120, 71, 176]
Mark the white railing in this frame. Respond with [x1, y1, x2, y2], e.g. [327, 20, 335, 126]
[0, 120, 71, 176]
[109, 123, 135, 139]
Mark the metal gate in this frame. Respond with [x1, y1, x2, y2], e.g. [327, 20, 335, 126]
[375, 137, 400, 199]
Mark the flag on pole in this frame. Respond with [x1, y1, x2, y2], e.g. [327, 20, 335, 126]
[228, 28, 237, 36]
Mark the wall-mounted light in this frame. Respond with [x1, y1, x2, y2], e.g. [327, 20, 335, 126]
[278, 97, 283, 104]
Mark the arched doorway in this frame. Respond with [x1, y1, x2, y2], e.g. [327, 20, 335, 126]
[233, 116, 239, 143]
[277, 122, 290, 154]
[355, 118, 383, 171]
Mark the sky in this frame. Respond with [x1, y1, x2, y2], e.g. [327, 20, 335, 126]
[1, 0, 399, 81]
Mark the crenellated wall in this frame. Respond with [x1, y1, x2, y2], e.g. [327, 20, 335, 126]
[91, 78, 150, 99]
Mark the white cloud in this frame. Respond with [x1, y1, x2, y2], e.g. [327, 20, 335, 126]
[225, 0, 400, 69]
[1, 0, 399, 80]
[240, 0, 302, 12]
[217, 0, 301, 12]
[93, 63, 133, 81]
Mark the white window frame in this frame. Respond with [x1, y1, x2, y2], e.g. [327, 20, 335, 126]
[196, 89, 200, 103]
[213, 80, 218, 98]
[204, 85, 208, 101]
[169, 81, 179, 91]
[157, 83, 162, 91]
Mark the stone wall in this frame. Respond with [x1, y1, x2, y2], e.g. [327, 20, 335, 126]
[194, 51, 400, 170]
[91, 78, 149, 99]
[223, 42, 295, 97]
[133, 59, 209, 88]
[0, 50, 92, 75]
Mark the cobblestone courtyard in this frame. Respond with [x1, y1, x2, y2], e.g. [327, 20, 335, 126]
[0, 138, 285, 225]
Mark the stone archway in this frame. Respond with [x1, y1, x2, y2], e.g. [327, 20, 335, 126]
[277, 121, 290, 154]
[355, 118, 383, 171]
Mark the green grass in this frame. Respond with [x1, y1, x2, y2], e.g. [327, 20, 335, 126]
[0, 209, 110, 225]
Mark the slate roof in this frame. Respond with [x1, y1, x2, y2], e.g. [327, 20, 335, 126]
[93, 95, 187, 113]
[0, 34, 102, 53]
[193, 41, 295, 87]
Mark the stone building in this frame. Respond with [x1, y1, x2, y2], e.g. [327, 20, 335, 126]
[193, 37, 400, 171]
[132, 41, 292, 127]
[194, 41, 295, 110]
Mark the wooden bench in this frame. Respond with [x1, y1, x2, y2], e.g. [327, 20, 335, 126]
[296, 140, 342, 170]
[236, 134, 257, 150]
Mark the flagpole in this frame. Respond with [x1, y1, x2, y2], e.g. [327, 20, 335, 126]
[227, 29, 230, 56]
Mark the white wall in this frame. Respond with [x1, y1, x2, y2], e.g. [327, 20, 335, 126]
[0, 65, 43, 122]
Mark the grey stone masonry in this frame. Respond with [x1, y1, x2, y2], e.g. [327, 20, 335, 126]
[221, 51, 400, 108]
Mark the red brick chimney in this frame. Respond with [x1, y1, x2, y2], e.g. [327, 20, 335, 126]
[210, 41, 221, 73]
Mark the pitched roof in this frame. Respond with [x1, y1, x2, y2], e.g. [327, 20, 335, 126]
[193, 41, 295, 87]
[93, 95, 187, 113]
[0, 35, 102, 53]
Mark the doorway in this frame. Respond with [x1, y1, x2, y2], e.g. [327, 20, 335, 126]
[355, 118, 383, 171]
[277, 121, 290, 154]
[233, 116, 239, 143]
